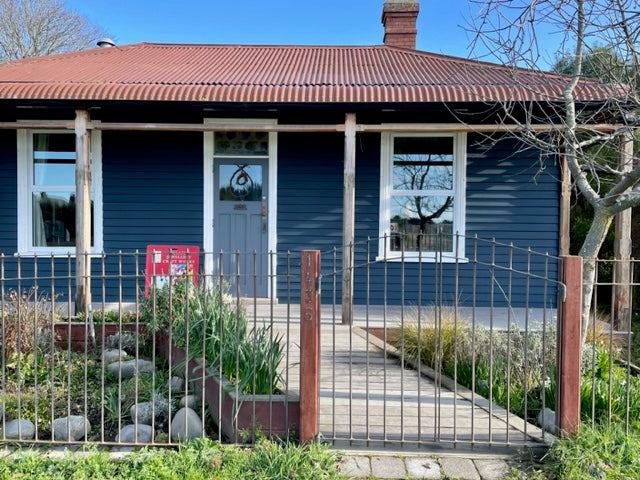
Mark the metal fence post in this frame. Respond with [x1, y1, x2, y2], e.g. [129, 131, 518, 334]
[556, 255, 583, 436]
[300, 250, 320, 443]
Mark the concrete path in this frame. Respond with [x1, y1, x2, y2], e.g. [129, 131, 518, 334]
[338, 452, 516, 479]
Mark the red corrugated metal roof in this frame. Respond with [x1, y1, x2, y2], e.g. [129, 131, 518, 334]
[0, 42, 613, 103]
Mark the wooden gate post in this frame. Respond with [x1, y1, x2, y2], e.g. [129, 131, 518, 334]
[556, 255, 582, 436]
[300, 250, 320, 442]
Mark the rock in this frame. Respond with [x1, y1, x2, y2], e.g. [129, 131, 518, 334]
[107, 359, 155, 379]
[115, 424, 153, 443]
[180, 395, 199, 409]
[52, 415, 91, 441]
[537, 407, 558, 435]
[105, 332, 138, 355]
[170, 407, 203, 442]
[168, 376, 185, 393]
[102, 348, 127, 364]
[3, 419, 35, 440]
[130, 402, 155, 425]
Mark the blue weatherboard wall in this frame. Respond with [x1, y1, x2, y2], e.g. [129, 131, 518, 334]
[0, 126, 558, 307]
[0, 130, 204, 304]
[276, 132, 559, 307]
[0, 130, 17, 255]
[100, 130, 204, 300]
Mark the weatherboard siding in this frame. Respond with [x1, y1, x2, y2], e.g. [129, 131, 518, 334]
[0, 129, 557, 307]
[276, 133, 559, 307]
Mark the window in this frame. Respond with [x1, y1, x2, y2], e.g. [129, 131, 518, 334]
[17, 129, 102, 254]
[379, 132, 466, 260]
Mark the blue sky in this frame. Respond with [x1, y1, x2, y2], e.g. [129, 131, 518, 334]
[66, 1, 484, 57]
[65, 0, 561, 67]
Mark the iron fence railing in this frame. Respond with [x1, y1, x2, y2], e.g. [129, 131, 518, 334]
[0, 249, 299, 446]
[319, 234, 561, 449]
[1, 239, 636, 450]
[581, 258, 640, 432]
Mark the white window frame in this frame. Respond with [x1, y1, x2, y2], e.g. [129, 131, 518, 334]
[17, 126, 103, 255]
[378, 131, 466, 262]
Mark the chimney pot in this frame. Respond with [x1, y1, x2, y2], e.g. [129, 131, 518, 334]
[382, 1, 419, 49]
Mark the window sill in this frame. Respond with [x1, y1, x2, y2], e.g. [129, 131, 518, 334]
[375, 254, 469, 263]
[15, 251, 104, 258]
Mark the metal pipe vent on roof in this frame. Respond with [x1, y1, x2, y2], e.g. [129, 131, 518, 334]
[97, 38, 116, 48]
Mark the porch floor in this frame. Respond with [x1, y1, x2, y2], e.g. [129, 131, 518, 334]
[254, 303, 554, 450]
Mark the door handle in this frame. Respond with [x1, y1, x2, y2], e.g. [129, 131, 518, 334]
[261, 196, 267, 232]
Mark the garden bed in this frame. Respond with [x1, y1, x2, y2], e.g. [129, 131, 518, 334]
[53, 322, 147, 352]
[155, 332, 299, 441]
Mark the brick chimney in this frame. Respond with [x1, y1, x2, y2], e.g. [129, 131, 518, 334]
[382, 0, 419, 49]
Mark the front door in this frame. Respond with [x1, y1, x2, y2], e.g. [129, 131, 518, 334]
[213, 158, 268, 297]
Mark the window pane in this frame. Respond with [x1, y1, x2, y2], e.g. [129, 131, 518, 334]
[32, 192, 93, 247]
[33, 133, 75, 186]
[218, 163, 263, 201]
[214, 131, 268, 155]
[393, 137, 453, 191]
[390, 195, 453, 252]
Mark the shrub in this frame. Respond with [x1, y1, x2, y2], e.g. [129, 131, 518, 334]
[142, 278, 284, 395]
[1, 288, 58, 360]
[394, 308, 557, 423]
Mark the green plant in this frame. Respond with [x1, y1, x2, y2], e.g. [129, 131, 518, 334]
[580, 344, 640, 425]
[394, 310, 557, 423]
[0, 438, 344, 480]
[142, 278, 285, 395]
[77, 309, 138, 323]
[518, 423, 640, 479]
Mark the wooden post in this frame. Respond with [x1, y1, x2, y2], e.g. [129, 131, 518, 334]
[75, 109, 92, 315]
[556, 255, 582, 436]
[613, 130, 633, 331]
[342, 113, 356, 325]
[299, 250, 320, 443]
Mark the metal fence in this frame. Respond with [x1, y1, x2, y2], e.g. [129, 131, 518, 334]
[319, 235, 561, 450]
[581, 258, 640, 431]
[0, 249, 300, 446]
[0, 240, 637, 451]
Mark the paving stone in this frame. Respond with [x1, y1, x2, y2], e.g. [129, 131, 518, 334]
[440, 457, 480, 480]
[340, 456, 371, 478]
[370, 456, 407, 479]
[406, 457, 442, 479]
[474, 459, 510, 480]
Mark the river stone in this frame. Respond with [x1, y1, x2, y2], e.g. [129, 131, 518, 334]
[102, 348, 127, 364]
[107, 359, 155, 379]
[170, 407, 203, 442]
[130, 402, 155, 425]
[537, 407, 558, 435]
[3, 419, 35, 440]
[180, 395, 199, 409]
[52, 415, 91, 441]
[168, 375, 185, 393]
[116, 424, 154, 443]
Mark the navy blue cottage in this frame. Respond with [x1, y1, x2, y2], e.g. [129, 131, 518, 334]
[0, 1, 610, 313]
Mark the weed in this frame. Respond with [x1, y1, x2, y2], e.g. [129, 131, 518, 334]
[1, 288, 59, 360]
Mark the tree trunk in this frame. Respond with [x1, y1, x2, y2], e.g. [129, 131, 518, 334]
[578, 206, 613, 345]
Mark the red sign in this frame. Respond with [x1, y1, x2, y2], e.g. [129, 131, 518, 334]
[144, 245, 199, 296]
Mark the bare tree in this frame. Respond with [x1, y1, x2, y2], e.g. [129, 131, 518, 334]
[468, 0, 640, 344]
[0, 0, 108, 61]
